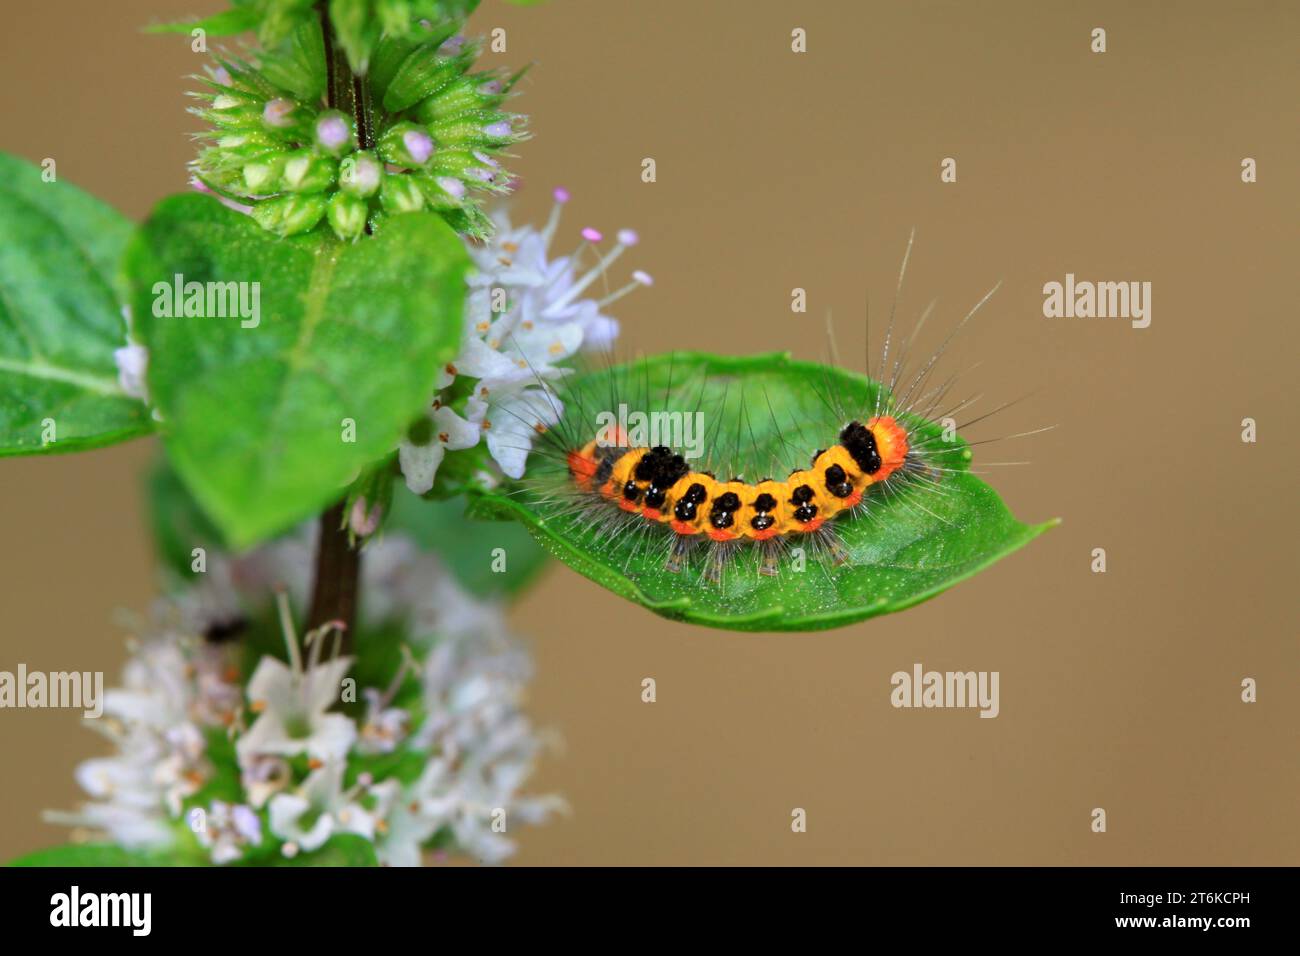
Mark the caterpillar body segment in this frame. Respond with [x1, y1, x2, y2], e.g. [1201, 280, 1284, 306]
[565, 415, 912, 576]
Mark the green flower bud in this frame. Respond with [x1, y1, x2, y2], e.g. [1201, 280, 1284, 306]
[260, 97, 314, 139]
[209, 90, 256, 111]
[328, 192, 369, 241]
[413, 171, 467, 209]
[414, 75, 497, 124]
[380, 173, 426, 214]
[215, 130, 283, 153]
[425, 112, 519, 150]
[251, 193, 329, 237]
[314, 110, 356, 156]
[384, 46, 474, 112]
[243, 156, 287, 194]
[281, 150, 338, 192]
[378, 121, 436, 168]
[339, 150, 383, 198]
[195, 98, 264, 131]
[429, 149, 503, 189]
[189, 21, 526, 240]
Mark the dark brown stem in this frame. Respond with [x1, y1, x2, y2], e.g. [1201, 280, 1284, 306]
[306, 3, 366, 647]
[318, 2, 375, 149]
[307, 500, 359, 650]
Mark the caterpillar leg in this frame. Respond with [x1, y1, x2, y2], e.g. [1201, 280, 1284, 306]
[757, 539, 782, 577]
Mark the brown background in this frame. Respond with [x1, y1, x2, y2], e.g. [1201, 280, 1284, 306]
[1, 0, 1297, 865]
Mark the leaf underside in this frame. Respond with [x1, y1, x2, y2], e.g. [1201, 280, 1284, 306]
[474, 352, 1056, 632]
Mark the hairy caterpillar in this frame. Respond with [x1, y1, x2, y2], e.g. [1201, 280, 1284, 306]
[564, 415, 911, 579]
[501, 235, 1036, 593]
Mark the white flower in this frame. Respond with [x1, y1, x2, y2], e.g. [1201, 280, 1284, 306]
[368, 780, 438, 867]
[399, 604, 566, 863]
[268, 760, 376, 854]
[43, 802, 173, 849]
[45, 618, 240, 851]
[237, 606, 356, 765]
[113, 343, 149, 402]
[357, 646, 417, 755]
[269, 793, 333, 854]
[113, 304, 151, 403]
[240, 755, 292, 809]
[51, 531, 559, 866]
[398, 402, 482, 495]
[358, 691, 409, 754]
[478, 383, 564, 480]
[398, 187, 651, 493]
[194, 800, 262, 864]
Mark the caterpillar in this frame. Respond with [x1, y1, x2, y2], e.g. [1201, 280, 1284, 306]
[482, 228, 1041, 601]
[564, 414, 912, 579]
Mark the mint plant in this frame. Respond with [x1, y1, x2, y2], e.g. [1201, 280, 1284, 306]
[1, 0, 1047, 866]
[3, 0, 583, 868]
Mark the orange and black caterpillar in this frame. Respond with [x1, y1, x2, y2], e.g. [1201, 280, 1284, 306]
[565, 415, 914, 578]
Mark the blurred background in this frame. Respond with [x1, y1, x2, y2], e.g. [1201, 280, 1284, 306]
[1, 0, 1297, 864]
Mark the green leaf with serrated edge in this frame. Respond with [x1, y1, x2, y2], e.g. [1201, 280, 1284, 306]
[387, 482, 550, 599]
[0, 152, 151, 456]
[470, 352, 1057, 633]
[127, 194, 467, 549]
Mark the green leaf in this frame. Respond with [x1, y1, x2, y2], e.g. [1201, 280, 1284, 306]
[271, 833, 378, 866]
[0, 152, 151, 456]
[258, 18, 328, 103]
[387, 483, 550, 599]
[127, 194, 467, 549]
[9, 844, 187, 867]
[147, 454, 229, 580]
[146, 7, 262, 37]
[472, 352, 1056, 632]
[10, 833, 378, 867]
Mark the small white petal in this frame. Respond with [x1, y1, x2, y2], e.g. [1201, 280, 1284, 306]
[398, 440, 447, 495]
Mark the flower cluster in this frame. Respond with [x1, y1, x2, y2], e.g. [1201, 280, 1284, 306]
[398, 188, 653, 493]
[192, 15, 523, 240]
[44, 634, 239, 849]
[48, 532, 561, 865]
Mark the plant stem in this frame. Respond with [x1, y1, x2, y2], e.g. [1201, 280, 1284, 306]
[307, 500, 360, 647]
[318, 2, 376, 150]
[306, 2, 370, 647]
